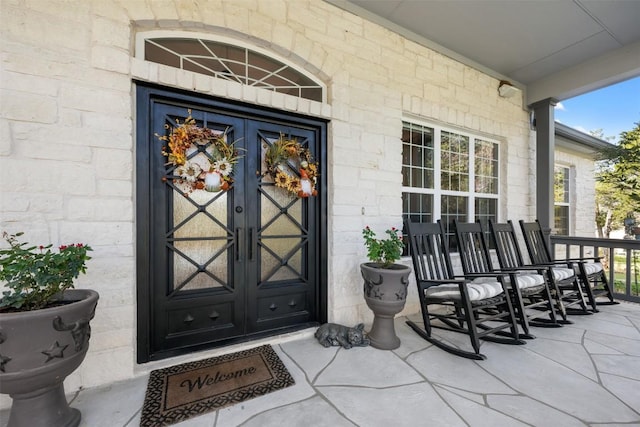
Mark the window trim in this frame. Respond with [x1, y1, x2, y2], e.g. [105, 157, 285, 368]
[553, 164, 571, 235]
[135, 30, 327, 103]
[401, 119, 501, 223]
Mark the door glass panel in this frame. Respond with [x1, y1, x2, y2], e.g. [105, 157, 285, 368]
[173, 191, 228, 238]
[173, 240, 228, 290]
[172, 190, 230, 291]
[261, 187, 302, 236]
[261, 238, 303, 281]
[161, 109, 234, 294]
[258, 134, 306, 284]
[259, 186, 304, 282]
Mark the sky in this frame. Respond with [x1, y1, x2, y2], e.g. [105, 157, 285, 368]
[554, 75, 640, 144]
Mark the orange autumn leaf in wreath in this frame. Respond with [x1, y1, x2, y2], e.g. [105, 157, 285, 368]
[155, 110, 244, 195]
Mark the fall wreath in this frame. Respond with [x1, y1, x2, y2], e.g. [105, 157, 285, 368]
[156, 111, 242, 194]
[264, 134, 318, 197]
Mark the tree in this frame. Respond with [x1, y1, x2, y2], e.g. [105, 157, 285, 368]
[596, 121, 640, 237]
[589, 128, 617, 143]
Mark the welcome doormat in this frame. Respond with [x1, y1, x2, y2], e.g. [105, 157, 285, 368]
[140, 345, 295, 426]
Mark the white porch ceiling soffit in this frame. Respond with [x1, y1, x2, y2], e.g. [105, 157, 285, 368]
[325, 0, 640, 105]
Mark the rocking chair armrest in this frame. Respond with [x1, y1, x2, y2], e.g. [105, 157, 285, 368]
[494, 266, 544, 275]
[510, 264, 555, 274]
[520, 263, 546, 268]
[532, 260, 573, 267]
[557, 256, 602, 263]
[455, 272, 510, 280]
[492, 266, 519, 271]
[419, 278, 467, 285]
[416, 278, 466, 292]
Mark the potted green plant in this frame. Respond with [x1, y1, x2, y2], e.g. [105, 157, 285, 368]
[360, 226, 411, 350]
[0, 231, 99, 427]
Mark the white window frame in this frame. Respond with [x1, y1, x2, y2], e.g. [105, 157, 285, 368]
[135, 30, 327, 103]
[402, 118, 501, 227]
[553, 164, 572, 235]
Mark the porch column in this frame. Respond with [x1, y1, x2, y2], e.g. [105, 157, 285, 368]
[530, 98, 558, 238]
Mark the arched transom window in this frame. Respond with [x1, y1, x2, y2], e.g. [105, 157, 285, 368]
[141, 36, 325, 102]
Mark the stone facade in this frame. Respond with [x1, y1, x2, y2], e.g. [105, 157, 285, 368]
[0, 0, 597, 403]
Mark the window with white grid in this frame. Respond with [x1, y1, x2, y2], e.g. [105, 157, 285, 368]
[554, 165, 570, 235]
[402, 120, 500, 251]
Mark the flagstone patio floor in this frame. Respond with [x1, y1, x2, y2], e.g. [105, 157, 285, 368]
[2, 301, 640, 427]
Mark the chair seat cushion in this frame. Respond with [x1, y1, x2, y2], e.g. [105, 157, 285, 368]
[512, 273, 545, 289]
[574, 262, 604, 275]
[551, 267, 575, 281]
[472, 273, 545, 290]
[426, 281, 503, 301]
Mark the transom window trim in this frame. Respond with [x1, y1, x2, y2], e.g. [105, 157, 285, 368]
[135, 31, 326, 103]
[401, 121, 501, 221]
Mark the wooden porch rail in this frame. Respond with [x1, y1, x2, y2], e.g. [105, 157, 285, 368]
[550, 235, 640, 303]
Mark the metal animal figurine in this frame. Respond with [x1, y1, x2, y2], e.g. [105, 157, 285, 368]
[315, 323, 370, 349]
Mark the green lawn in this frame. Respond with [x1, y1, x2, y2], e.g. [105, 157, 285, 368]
[606, 252, 640, 296]
[612, 273, 640, 296]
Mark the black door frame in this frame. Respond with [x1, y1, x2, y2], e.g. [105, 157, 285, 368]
[135, 82, 328, 362]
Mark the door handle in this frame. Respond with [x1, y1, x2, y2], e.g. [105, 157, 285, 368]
[236, 228, 242, 261]
[249, 228, 255, 261]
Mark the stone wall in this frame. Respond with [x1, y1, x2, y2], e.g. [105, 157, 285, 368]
[1, 0, 547, 400]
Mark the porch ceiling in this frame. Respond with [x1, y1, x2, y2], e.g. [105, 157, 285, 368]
[326, 0, 640, 105]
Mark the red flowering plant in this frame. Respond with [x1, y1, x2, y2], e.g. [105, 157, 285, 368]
[362, 226, 404, 268]
[0, 232, 92, 311]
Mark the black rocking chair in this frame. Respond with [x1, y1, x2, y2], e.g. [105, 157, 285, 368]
[454, 220, 560, 340]
[490, 220, 591, 321]
[519, 220, 618, 312]
[404, 219, 524, 360]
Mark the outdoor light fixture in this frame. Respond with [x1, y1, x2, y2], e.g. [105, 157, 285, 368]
[498, 80, 520, 98]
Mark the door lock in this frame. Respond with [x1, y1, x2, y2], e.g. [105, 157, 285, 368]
[235, 206, 243, 213]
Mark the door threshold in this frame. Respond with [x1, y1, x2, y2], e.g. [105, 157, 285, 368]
[135, 326, 317, 376]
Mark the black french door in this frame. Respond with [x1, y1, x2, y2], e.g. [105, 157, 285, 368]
[136, 84, 327, 362]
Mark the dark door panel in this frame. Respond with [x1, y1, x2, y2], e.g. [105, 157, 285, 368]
[245, 121, 320, 333]
[149, 103, 246, 356]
